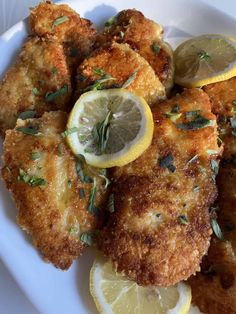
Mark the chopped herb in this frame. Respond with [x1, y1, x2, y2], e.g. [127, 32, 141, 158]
[68, 226, 79, 235]
[88, 179, 98, 214]
[57, 143, 63, 156]
[122, 70, 138, 88]
[230, 117, 236, 136]
[210, 159, 219, 181]
[151, 42, 160, 55]
[52, 15, 69, 27]
[107, 194, 115, 213]
[61, 127, 79, 138]
[159, 154, 176, 173]
[45, 85, 68, 102]
[18, 169, 47, 187]
[156, 213, 161, 218]
[120, 31, 124, 38]
[217, 136, 223, 147]
[32, 87, 40, 96]
[185, 110, 201, 119]
[80, 232, 93, 246]
[193, 185, 200, 192]
[16, 125, 42, 136]
[18, 110, 36, 120]
[76, 74, 86, 81]
[31, 151, 41, 160]
[51, 67, 58, 75]
[93, 67, 106, 76]
[198, 50, 210, 61]
[211, 218, 224, 240]
[207, 149, 218, 155]
[92, 111, 112, 153]
[178, 215, 188, 225]
[171, 104, 180, 113]
[104, 16, 116, 27]
[79, 188, 85, 199]
[77, 154, 86, 163]
[164, 112, 182, 122]
[82, 75, 115, 92]
[187, 155, 198, 165]
[210, 205, 220, 213]
[176, 115, 214, 131]
[68, 46, 79, 57]
[68, 180, 72, 188]
[76, 161, 93, 183]
[99, 169, 110, 189]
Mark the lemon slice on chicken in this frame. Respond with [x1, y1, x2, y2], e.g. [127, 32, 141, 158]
[90, 258, 192, 314]
[66, 89, 154, 168]
[174, 34, 236, 87]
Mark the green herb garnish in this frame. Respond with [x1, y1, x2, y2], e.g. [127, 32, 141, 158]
[178, 215, 188, 225]
[151, 42, 161, 55]
[122, 70, 138, 88]
[76, 161, 93, 184]
[82, 75, 115, 92]
[18, 169, 47, 187]
[210, 159, 219, 177]
[16, 125, 42, 136]
[88, 179, 98, 214]
[99, 169, 110, 189]
[104, 16, 116, 27]
[187, 155, 198, 165]
[207, 149, 218, 155]
[230, 117, 236, 136]
[79, 188, 85, 199]
[32, 87, 40, 96]
[176, 115, 214, 131]
[80, 232, 93, 246]
[52, 16, 69, 27]
[68, 226, 79, 235]
[185, 110, 201, 119]
[51, 67, 58, 75]
[18, 110, 36, 120]
[193, 185, 200, 192]
[92, 111, 113, 153]
[107, 193, 115, 213]
[31, 151, 41, 160]
[159, 154, 176, 173]
[61, 127, 79, 138]
[198, 50, 210, 61]
[93, 67, 106, 76]
[211, 218, 224, 240]
[68, 180, 72, 188]
[45, 85, 68, 102]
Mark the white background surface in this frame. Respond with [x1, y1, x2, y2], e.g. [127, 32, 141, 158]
[0, 1, 236, 314]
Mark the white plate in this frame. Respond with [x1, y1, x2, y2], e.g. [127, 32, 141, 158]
[0, 1, 236, 313]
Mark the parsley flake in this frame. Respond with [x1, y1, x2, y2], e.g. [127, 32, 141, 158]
[198, 50, 210, 61]
[80, 232, 93, 246]
[104, 16, 117, 27]
[51, 67, 58, 75]
[31, 151, 41, 160]
[76, 160, 93, 184]
[211, 218, 224, 240]
[52, 16, 69, 27]
[176, 115, 214, 131]
[32, 87, 40, 96]
[92, 111, 112, 153]
[45, 85, 68, 102]
[79, 188, 85, 199]
[178, 215, 188, 225]
[16, 125, 42, 136]
[88, 179, 99, 214]
[159, 154, 176, 173]
[18, 169, 47, 187]
[61, 127, 79, 138]
[151, 42, 161, 55]
[18, 110, 36, 120]
[122, 70, 138, 88]
[107, 194, 115, 213]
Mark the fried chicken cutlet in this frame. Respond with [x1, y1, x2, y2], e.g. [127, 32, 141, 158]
[75, 42, 166, 106]
[30, 1, 97, 67]
[97, 9, 174, 92]
[188, 78, 236, 313]
[98, 88, 221, 286]
[2, 111, 108, 269]
[189, 163, 236, 314]
[0, 37, 72, 135]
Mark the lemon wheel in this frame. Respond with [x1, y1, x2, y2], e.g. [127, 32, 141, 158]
[66, 89, 154, 168]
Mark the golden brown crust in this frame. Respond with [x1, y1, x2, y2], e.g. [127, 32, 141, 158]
[29, 2, 97, 65]
[98, 89, 220, 286]
[204, 78, 236, 159]
[97, 9, 174, 92]
[75, 42, 166, 106]
[189, 163, 236, 314]
[2, 111, 108, 269]
[0, 37, 72, 135]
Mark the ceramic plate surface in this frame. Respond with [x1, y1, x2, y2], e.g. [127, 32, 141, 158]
[0, 1, 236, 313]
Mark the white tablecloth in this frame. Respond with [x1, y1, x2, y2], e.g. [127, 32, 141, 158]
[0, 1, 236, 313]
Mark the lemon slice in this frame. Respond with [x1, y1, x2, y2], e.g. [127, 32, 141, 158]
[90, 258, 192, 314]
[174, 34, 236, 87]
[66, 89, 154, 168]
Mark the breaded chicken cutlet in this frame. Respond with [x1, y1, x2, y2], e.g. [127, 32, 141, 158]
[188, 78, 236, 313]
[189, 163, 236, 314]
[0, 2, 96, 135]
[30, 1, 97, 67]
[97, 9, 174, 92]
[2, 111, 108, 269]
[75, 42, 166, 106]
[0, 37, 72, 135]
[98, 88, 221, 286]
